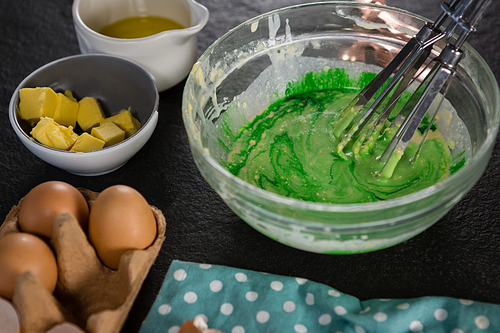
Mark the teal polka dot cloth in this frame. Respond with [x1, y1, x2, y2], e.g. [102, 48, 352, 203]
[139, 260, 500, 333]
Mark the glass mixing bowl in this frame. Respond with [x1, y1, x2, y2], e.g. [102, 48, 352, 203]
[182, 2, 500, 254]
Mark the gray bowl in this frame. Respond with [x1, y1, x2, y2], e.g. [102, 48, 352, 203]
[9, 54, 159, 176]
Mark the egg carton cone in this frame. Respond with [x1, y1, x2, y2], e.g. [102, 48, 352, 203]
[0, 188, 167, 333]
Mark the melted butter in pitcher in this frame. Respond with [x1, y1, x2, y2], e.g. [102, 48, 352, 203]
[99, 15, 185, 39]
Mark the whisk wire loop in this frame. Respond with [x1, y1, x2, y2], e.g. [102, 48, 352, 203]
[333, 0, 492, 178]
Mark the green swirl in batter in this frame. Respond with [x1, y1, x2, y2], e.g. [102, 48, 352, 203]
[224, 68, 454, 203]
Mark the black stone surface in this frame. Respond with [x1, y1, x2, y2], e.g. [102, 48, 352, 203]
[0, 1, 499, 332]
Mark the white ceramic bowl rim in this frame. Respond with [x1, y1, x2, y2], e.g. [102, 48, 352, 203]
[72, 0, 209, 43]
[184, 2, 500, 214]
[9, 53, 159, 156]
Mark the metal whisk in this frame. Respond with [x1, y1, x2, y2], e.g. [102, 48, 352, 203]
[333, 0, 491, 178]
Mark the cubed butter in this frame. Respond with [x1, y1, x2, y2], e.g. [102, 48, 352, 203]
[101, 109, 141, 138]
[70, 132, 105, 152]
[91, 122, 125, 147]
[53, 92, 79, 128]
[30, 117, 79, 150]
[18, 87, 57, 125]
[78, 97, 104, 132]
[64, 90, 77, 101]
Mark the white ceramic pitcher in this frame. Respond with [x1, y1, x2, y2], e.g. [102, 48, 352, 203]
[72, 0, 209, 91]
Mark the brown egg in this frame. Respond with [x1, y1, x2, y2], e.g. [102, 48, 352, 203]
[179, 320, 202, 333]
[18, 181, 89, 239]
[88, 185, 157, 270]
[0, 233, 58, 300]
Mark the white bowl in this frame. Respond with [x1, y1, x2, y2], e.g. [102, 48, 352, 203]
[72, 0, 209, 92]
[9, 54, 159, 176]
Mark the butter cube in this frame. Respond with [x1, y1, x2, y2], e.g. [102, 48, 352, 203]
[53, 93, 79, 128]
[64, 90, 77, 101]
[70, 132, 105, 152]
[91, 122, 125, 147]
[101, 109, 141, 138]
[18, 87, 57, 125]
[78, 97, 104, 132]
[30, 117, 79, 150]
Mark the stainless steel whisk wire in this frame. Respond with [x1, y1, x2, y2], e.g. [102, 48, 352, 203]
[333, 0, 492, 178]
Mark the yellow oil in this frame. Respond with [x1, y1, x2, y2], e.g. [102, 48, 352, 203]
[98, 15, 185, 39]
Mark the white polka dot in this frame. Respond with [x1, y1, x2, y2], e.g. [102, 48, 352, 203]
[410, 320, 423, 331]
[373, 312, 387, 322]
[184, 291, 197, 304]
[328, 290, 341, 297]
[235, 273, 247, 282]
[210, 280, 223, 292]
[451, 329, 464, 333]
[434, 308, 448, 321]
[246, 291, 258, 302]
[221, 303, 234, 315]
[355, 325, 366, 333]
[158, 304, 171, 315]
[270, 281, 283, 291]
[256, 311, 270, 323]
[232, 326, 245, 333]
[296, 278, 308, 285]
[174, 269, 187, 281]
[459, 299, 474, 305]
[168, 326, 180, 333]
[318, 314, 332, 325]
[283, 300, 296, 313]
[199, 264, 212, 269]
[396, 302, 410, 310]
[379, 298, 391, 302]
[475, 315, 490, 329]
[294, 324, 307, 332]
[359, 306, 370, 314]
[305, 293, 314, 305]
[334, 306, 347, 316]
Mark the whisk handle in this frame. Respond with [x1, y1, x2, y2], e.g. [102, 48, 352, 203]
[442, 0, 492, 48]
[442, 0, 492, 33]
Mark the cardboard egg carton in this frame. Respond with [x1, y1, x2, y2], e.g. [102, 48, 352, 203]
[0, 188, 166, 333]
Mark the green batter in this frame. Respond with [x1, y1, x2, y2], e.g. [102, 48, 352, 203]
[224, 68, 456, 203]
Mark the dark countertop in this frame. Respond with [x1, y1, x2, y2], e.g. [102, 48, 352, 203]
[0, 0, 499, 332]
